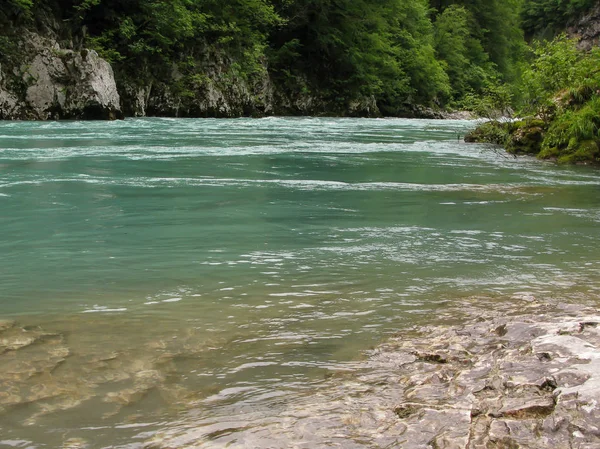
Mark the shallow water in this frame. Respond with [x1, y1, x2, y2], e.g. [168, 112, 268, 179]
[0, 117, 599, 447]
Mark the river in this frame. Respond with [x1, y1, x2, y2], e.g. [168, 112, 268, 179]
[0, 117, 599, 447]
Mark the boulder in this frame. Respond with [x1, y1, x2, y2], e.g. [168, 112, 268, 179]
[0, 85, 20, 119]
[505, 119, 545, 155]
[464, 120, 508, 145]
[0, 31, 122, 120]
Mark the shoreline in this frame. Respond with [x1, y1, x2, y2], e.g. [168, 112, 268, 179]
[1, 294, 599, 447]
[0, 112, 478, 122]
[142, 294, 600, 448]
[358, 298, 600, 449]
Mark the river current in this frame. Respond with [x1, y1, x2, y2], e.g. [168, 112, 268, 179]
[0, 117, 599, 447]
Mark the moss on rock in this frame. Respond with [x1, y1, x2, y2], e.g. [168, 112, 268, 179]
[505, 119, 546, 155]
[464, 118, 546, 155]
[466, 105, 599, 165]
[555, 139, 600, 164]
[464, 121, 509, 145]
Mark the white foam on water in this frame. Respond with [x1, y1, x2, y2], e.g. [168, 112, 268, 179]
[82, 306, 128, 313]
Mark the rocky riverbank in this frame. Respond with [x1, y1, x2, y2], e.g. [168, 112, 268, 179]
[145, 295, 600, 448]
[2, 294, 600, 448]
[360, 301, 600, 448]
[0, 26, 471, 121]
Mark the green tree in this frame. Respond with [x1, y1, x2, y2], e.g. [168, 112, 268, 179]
[434, 5, 494, 100]
[270, 0, 449, 113]
[430, 0, 524, 83]
[0, 0, 35, 22]
[519, 35, 597, 113]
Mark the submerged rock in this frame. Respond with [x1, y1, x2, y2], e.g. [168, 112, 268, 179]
[0, 320, 15, 333]
[2, 300, 600, 448]
[144, 300, 600, 448]
[62, 438, 90, 449]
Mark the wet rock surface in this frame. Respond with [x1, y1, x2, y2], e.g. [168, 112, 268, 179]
[2, 297, 600, 448]
[361, 307, 600, 449]
[363, 306, 600, 449]
[145, 297, 600, 448]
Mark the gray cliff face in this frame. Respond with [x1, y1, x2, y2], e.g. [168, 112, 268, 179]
[146, 73, 274, 118]
[118, 48, 379, 118]
[0, 31, 121, 120]
[0, 32, 381, 120]
[118, 63, 375, 119]
[569, 2, 600, 50]
[117, 46, 277, 118]
[0, 69, 21, 119]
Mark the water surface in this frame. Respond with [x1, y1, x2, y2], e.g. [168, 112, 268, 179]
[0, 117, 599, 447]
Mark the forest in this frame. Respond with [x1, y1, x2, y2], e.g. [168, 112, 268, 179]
[0, 0, 599, 162]
[0, 0, 524, 113]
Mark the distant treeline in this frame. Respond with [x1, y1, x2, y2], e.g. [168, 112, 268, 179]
[0, 0, 597, 119]
[0, 0, 526, 114]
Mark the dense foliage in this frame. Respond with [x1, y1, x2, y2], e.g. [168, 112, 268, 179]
[521, 0, 596, 38]
[269, 0, 447, 113]
[525, 37, 600, 163]
[467, 36, 600, 164]
[458, 0, 600, 165]
[0, 0, 525, 114]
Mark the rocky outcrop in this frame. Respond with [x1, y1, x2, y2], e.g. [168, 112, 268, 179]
[465, 118, 550, 158]
[0, 72, 20, 119]
[464, 120, 509, 145]
[0, 31, 122, 120]
[116, 46, 277, 118]
[359, 303, 600, 449]
[505, 119, 546, 154]
[569, 1, 600, 50]
[404, 103, 446, 119]
[118, 61, 381, 118]
[121, 74, 275, 119]
[367, 315, 600, 448]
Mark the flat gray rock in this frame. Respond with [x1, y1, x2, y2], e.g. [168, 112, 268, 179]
[145, 298, 600, 448]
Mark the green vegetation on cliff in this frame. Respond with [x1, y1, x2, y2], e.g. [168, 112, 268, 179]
[524, 35, 600, 163]
[0, 0, 524, 116]
[466, 35, 600, 165]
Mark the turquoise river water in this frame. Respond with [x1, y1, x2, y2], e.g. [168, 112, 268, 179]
[0, 118, 599, 447]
